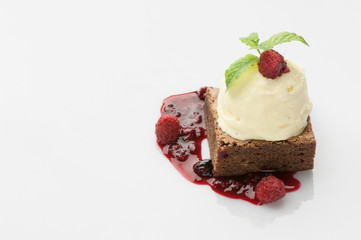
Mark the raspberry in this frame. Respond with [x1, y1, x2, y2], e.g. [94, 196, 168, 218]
[255, 175, 286, 204]
[197, 87, 208, 100]
[258, 50, 290, 79]
[155, 115, 181, 145]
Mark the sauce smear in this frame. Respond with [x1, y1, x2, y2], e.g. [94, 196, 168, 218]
[157, 88, 300, 205]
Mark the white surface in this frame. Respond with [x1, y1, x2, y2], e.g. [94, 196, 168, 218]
[0, 0, 360, 239]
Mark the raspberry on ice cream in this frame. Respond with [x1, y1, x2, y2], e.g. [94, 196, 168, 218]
[255, 175, 286, 204]
[258, 49, 290, 79]
[155, 115, 181, 145]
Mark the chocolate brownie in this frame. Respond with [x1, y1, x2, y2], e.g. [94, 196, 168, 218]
[204, 88, 316, 177]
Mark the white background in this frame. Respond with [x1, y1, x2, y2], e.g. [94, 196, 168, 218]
[0, 0, 360, 239]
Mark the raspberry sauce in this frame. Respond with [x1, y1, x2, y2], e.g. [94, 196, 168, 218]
[157, 88, 300, 205]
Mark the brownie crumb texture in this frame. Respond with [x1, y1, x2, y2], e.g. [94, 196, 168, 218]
[204, 87, 316, 177]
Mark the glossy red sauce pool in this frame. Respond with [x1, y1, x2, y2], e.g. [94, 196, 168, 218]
[157, 88, 300, 205]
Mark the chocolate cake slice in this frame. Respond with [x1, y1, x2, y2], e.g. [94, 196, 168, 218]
[204, 87, 316, 177]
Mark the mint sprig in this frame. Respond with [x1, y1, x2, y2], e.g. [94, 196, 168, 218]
[239, 32, 261, 55]
[225, 54, 259, 90]
[252, 32, 309, 50]
[240, 32, 260, 48]
[225, 31, 309, 91]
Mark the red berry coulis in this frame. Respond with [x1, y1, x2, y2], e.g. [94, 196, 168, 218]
[157, 88, 300, 205]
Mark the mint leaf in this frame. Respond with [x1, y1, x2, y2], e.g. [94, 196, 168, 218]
[225, 54, 259, 90]
[239, 32, 260, 48]
[253, 32, 309, 50]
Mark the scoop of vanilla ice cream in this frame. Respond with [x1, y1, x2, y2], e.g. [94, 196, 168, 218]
[217, 59, 312, 141]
